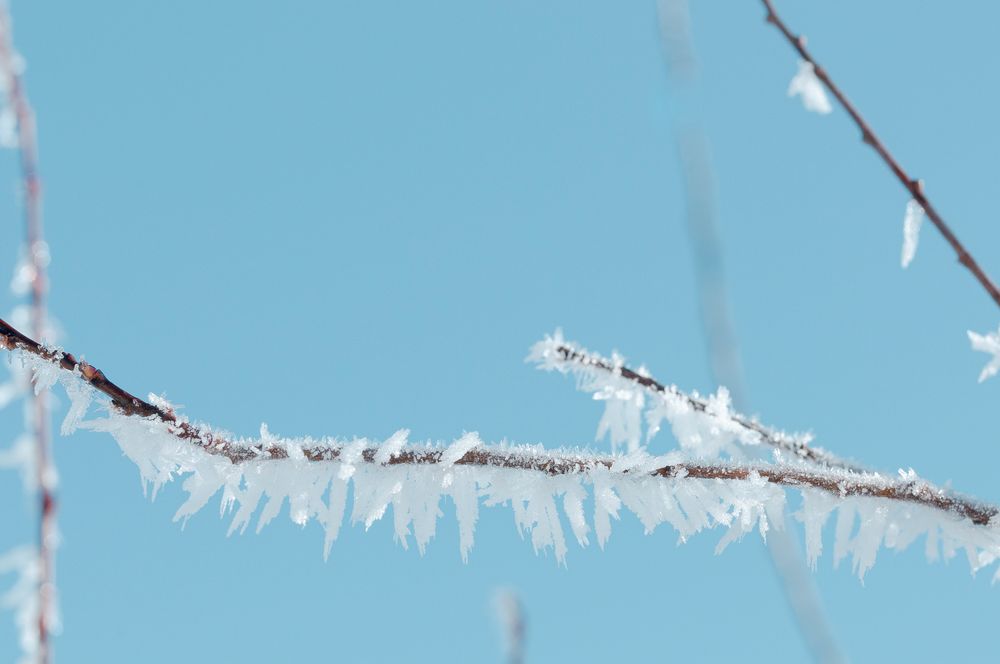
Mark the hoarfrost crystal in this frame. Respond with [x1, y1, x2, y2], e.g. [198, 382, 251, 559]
[787, 60, 832, 115]
[901, 199, 925, 268]
[968, 326, 1000, 382]
[65, 401, 1000, 582]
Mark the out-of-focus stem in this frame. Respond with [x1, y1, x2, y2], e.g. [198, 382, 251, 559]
[660, 2, 844, 660]
[0, 5, 55, 662]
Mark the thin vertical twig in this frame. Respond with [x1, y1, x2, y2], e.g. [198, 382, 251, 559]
[659, 2, 844, 661]
[0, 5, 55, 662]
[760, 0, 1000, 310]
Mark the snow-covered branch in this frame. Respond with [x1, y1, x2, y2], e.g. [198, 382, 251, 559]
[761, 0, 1000, 310]
[2, 316, 1000, 580]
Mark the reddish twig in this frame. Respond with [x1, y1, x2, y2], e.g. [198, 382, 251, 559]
[760, 0, 1000, 310]
[0, 7, 54, 661]
[0, 316, 996, 528]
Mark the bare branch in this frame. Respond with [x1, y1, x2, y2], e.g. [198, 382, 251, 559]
[760, 0, 1000, 310]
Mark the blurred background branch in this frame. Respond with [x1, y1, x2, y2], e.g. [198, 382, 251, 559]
[659, 1, 844, 660]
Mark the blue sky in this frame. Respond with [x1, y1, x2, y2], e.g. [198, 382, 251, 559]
[2, 1, 1000, 661]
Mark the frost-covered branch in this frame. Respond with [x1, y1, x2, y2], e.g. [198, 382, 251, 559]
[54, 398, 1000, 579]
[761, 0, 1000, 310]
[529, 332, 860, 471]
[2, 316, 1000, 581]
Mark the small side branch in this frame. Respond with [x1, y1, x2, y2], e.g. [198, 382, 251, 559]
[760, 0, 1000, 310]
[537, 337, 861, 472]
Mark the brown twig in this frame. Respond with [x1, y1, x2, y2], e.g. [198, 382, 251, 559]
[0, 316, 996, 528]
[760, 0, 1000, 310]
[0, 7, 54, 661]
[549, 342, 863, 473]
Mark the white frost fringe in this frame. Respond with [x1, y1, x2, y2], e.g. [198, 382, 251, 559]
[79, 409, 1000, 581]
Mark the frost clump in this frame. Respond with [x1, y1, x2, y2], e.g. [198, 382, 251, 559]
[968, 326, 1000, 382]
[901, 199, 925, 268]
[787, 60, 832, 114]
[647, 386, 759, 460]
[592, 362, 646, 454]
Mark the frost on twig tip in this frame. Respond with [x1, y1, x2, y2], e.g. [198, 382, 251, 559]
[901, 199, 925, 268]
[968, 326, 1000, 382]
[787, 60, 832, 115]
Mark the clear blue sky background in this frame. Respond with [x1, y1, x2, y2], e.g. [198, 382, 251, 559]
[1, 1, 999, 661]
